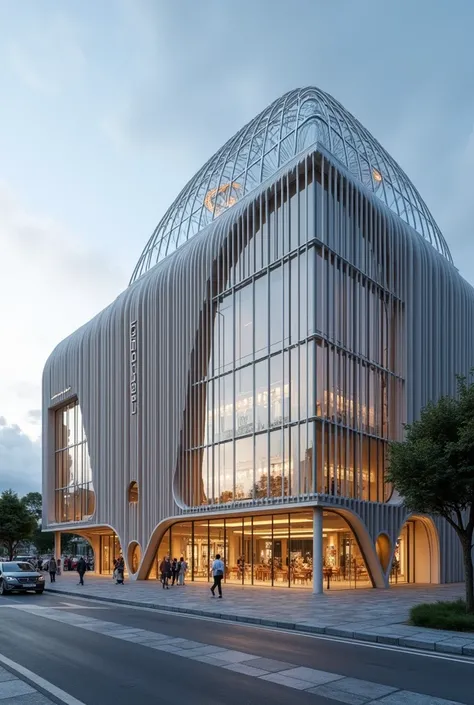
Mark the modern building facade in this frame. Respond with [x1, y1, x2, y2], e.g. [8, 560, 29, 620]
[42, 87, 474, 590]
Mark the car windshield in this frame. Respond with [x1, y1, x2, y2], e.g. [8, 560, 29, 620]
[2, 562, 34, 572]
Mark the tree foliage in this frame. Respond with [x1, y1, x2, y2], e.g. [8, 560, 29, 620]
[21, 492, 43, 522]
[0, 490, 38, 560]
[388, 375, 474, 612]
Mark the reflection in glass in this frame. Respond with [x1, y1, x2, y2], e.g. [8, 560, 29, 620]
[151, 511, 372, 590]
[54, 400, 95, 523]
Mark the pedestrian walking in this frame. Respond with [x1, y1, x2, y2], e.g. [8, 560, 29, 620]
[177, 556, 188, 586]
[77, 556, 86, 586]
[48, 556, 57, 583]
[210, 554, 224, 598]
[116, 556, 125, 585]
[159, 556, 171, 589]
[171, 558, 178, 586]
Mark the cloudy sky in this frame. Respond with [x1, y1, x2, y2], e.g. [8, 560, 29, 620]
[0, 0, 473, 495]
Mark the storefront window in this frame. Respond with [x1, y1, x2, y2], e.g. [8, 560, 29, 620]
[151, 511, 371, 590]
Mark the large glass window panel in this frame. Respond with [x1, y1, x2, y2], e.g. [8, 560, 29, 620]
[269, 354, 283, 428]
[290, 424, 300, 497]
[209, 519, 226, 578]
[235, 437, 254, 500]
[253, 516, 273, 585]
[243, 518, 253, 584]
[170, 522, 193, 568]
[254, 275, 268, 358]
[56, 408, 68, 450]
[290, 511, 313, 588]
[215, 297, 234, 374]
[193, 521, 209, 581]
[235, 285, 254, 366]
[255, 359, 269, 432]
[299, 422, 313, 495]
[215, 441, 233, 503]
[254, 433, 268, 498]
[273, 514, 289, 586]
[269, 429, 284, 498]
[269, 267, 283, 353]
[67, 404, 76, 446]
[216, 373, 233, 442]
[201, 447, 210, 505]
[235, 366, 253, 437]
[225, 518, 243, 584]
[290, 346, 299, 422]
[290, 256, 299, 343]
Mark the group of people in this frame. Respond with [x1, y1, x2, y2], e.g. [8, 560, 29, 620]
[158, 554, 225, 598]
[45, 555, 88, 585]
[158, 556, 188, 589]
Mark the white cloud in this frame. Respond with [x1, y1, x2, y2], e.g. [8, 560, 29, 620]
[0, 418, 41, 496]
[0, 183, 126, 437]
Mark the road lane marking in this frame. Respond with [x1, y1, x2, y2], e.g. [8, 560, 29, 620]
[45, 594, 474, 667]
[0, 652, 87, 705]
[10, 604, 469, 704]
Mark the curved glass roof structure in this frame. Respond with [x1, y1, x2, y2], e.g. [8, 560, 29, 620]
[131, 87, 451, 283]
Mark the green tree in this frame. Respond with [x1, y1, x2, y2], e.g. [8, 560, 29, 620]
[21, 492, 42, 521]
[0, 490, 38, 560]
[387, 375, 474, 613]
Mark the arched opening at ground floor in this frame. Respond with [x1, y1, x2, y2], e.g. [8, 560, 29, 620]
[390, 516, 440, 585]
[147, 509, 373, 590]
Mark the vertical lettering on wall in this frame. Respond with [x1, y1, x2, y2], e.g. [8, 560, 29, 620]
[130, 320, 138, 415]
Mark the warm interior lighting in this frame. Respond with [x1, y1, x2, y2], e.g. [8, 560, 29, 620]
[372, 168, 382, 183]
[204, 182, 241, 215]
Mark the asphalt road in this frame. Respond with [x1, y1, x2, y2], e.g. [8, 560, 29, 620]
[0, 592, 473, 704]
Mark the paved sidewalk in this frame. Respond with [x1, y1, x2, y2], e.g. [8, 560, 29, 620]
[45, 572, 474, 657]
[0, 662, 57, 704]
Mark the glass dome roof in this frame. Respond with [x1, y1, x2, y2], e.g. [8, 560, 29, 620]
[131, 87, 451, 283]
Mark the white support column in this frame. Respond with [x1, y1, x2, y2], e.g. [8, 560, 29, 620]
[313, 506, 323, 595]
[54, 531, 61, 562]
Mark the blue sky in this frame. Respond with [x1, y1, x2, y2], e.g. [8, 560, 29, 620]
[0, 0, 473, 493]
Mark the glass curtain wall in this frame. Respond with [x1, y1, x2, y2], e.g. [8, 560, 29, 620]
[151, 511, 371, 590]
[99, 534, 121, 575]
[54, 400, 95, 522]
[178, 153, 403, 510]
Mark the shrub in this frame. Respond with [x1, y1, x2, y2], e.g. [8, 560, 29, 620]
[410, 600, 474, 632]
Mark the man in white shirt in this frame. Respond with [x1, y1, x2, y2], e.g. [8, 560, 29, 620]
[210, 554, 224, 598]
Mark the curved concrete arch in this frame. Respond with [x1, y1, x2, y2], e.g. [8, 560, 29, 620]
[375, 533, 392, 573]
[135, 504, 387, 588]
[327, 507, 387, 589]
[390, 514, 441, 584]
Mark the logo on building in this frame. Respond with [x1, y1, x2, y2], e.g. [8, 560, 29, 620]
[130, 320, 138, 415]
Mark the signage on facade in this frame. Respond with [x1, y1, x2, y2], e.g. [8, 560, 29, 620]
[130, 320, 138, 415]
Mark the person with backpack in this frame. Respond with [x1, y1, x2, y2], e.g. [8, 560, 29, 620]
[210, 554, 224, 598]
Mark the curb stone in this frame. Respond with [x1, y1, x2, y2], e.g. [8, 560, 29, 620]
[44, 587, 474, 659]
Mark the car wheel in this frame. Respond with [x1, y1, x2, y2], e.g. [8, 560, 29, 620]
[35, 589, 44, 594]
[0, 581, 8, 596]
